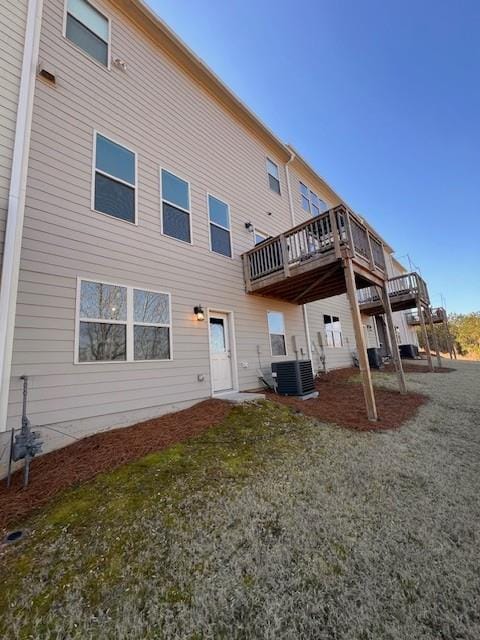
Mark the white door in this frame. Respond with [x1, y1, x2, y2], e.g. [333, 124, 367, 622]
[209, 313, 233, 393]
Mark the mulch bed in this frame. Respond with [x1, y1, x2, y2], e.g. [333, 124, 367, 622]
[1, 362, 441, 532]
[266, 367, 428, 432]
[0, 399, 231, 533]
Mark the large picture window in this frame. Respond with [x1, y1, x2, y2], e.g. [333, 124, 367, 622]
[324, 314, 343, 348]
[208, 194, 232, 257]
[161, 169, 191, 243]
[267, 311, 287, 356]
[93, 133, 136, 223]
[77, 279, 171, 362]
[65, 0, 109, 66]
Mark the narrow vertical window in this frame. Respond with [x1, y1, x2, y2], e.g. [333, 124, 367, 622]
[266, 158, 281, 194]
[208, 195, 231, 257]
[133, 289, 171, 360]
[268, 311, 287, 356]
[161, 169, 191, 243]
[300, 182, 310, 212]
[65, 0, 109, 66]
[93, 133, 136, 223]
[78, 281, 127, 361]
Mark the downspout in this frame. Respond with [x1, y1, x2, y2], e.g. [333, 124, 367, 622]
[0, 0, 44, 431]
[284, 149, 314, 367]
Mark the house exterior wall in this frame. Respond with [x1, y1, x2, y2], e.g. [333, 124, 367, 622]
[0, 0, 28, 266]
[2, 0, 310, 462]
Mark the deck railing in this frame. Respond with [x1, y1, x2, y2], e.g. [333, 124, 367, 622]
[242, 205, 385, 286]
[358, 272, 430, 308]
[406, 307, 445, 325]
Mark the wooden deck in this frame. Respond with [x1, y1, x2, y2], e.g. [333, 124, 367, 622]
[241, 205, 386, 305]
[406, 307, 446, 326]
[358, 272, 430, 316]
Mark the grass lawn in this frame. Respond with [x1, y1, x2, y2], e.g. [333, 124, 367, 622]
[1, 360, 479, 639]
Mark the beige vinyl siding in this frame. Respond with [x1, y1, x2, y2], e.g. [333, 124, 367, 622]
[306, 294, 356, 371]
[0, 0, 28, 265]
[6, 0, 307, 431]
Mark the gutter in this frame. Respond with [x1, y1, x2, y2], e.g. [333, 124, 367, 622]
[284, 149, 314, 368]
[0, 0, 44, 431]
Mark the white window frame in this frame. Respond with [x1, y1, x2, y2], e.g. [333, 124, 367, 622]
[207, 192, 233, 259]
[267, 310, 287, 357]
[253, 228, 269, 246]
[299, 181, 327, 216]
[63, 0, 111, 70]
[323, 314, 343, 349]
[159, 166, 193, 245]
[91, 130, 138, 225]
[266, 158, 281, 195]
[75, 278, 173, 364]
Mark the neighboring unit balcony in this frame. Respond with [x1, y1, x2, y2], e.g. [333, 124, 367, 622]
[357, 272, 430, 317]
[406, 307, 446, 326]
[241, 205, 386, 305]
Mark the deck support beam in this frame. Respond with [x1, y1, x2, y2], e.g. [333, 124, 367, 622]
[344, 258, 377, 421]
[418, 298, 434, 371]
[427, 308, 442, 368]
[378, 285, 407, 394]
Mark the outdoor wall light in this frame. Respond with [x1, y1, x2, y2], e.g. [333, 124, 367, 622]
[244, 221, 254, 232]
[194, 305, 205, 321]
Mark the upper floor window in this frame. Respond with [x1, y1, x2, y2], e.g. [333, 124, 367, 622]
[161, 169, 191, 243]
[267, 311, 287, 356]
[93, 133, 136, 223]
[266, 158, 281, 195]
[65, 0, 109, 66]
[324, 314, 343, 348]
[300, 182, 327, 216]
[77, 279, 172, 362]
[208, 195, 232, 257]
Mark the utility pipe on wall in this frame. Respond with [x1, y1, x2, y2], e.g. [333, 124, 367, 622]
[0, 0, 44, 431]
[284, 149, 314, 368]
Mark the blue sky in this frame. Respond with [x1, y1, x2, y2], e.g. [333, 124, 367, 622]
[147, 0, 479, 313]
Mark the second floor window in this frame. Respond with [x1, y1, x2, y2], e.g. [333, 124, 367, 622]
[208, 195, 232, 257]
[300, 182, 327, 216]
[161, 169, 191, 243]
[266, 158, 281, 195]
[93, 133, 136, 223]
[324, 314, 343, 348]
[65, 0, 109, 66]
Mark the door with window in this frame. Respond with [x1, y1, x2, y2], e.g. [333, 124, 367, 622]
[209, 313, 233, 392]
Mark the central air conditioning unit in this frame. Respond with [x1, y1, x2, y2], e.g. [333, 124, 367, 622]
[271, 360, 315, 396]
[367, 347, 383, 369]
[399, 344, 419, 359]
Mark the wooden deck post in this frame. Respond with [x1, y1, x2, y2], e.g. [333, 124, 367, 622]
[418, 299, 434, 371]
[427, 309, 442, 368]
[443, 315, 456, 360]
[379, 285, 407, 394]
[344, 258, 378, 421]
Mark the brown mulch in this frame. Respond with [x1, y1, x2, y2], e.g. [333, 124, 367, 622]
[0, 399, 231, 533]
[266, 367, 428, 432]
